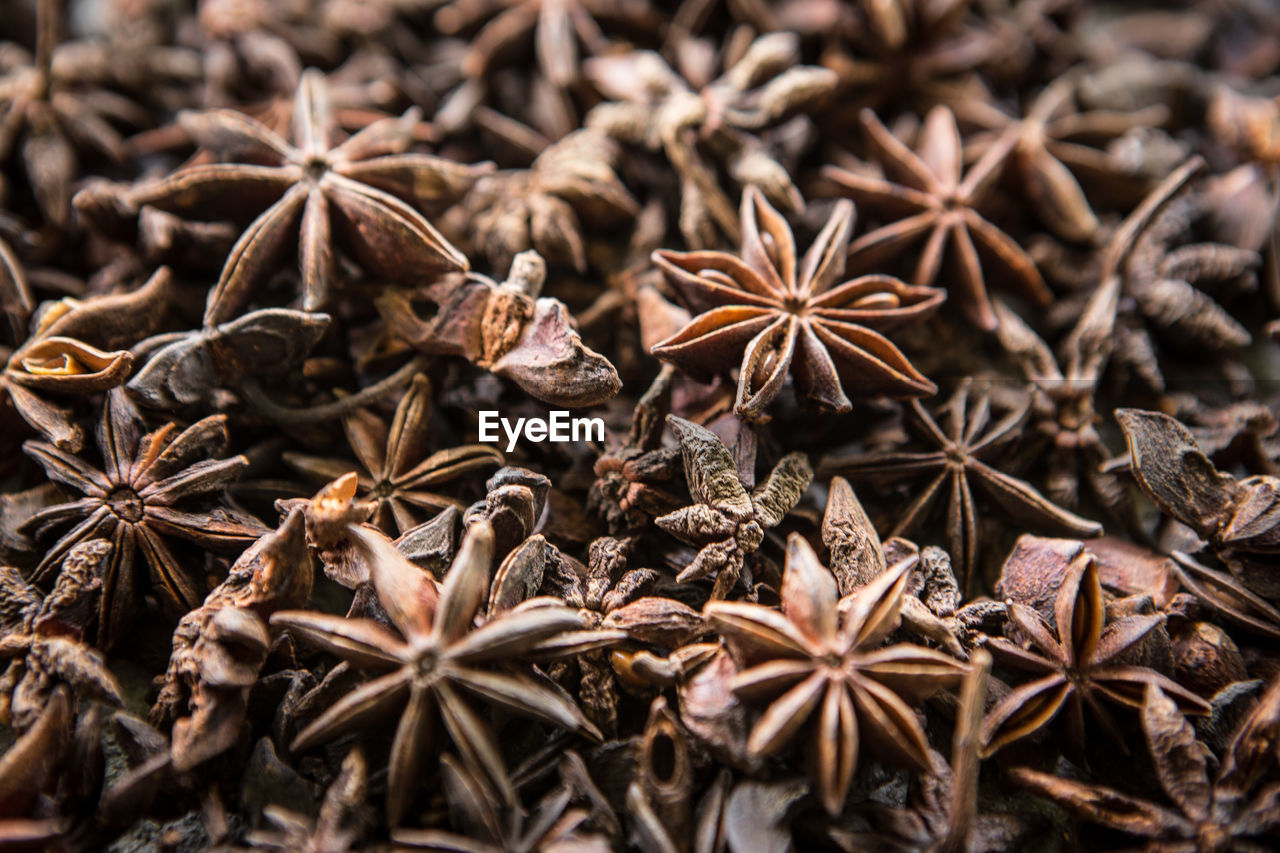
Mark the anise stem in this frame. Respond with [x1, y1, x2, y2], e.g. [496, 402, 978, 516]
[240, 354, 430, 424]
[33, 0, 59, 99]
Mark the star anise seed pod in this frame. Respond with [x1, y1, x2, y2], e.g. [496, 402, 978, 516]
[652, 185, 943, 421]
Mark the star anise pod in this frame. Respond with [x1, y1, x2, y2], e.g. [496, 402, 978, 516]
[651, 186, 942, 421]
[193, 0, 341, 105]
[3, 266, 170, 452]
[706, 534, 968, 816]
[286, 374, 503, 536]
[820, 0, 1003, 115]
[129, 68, 486, 325]
[0, 0, 147, 225]
[272, 518, 619, 824]
[1012, 678, 1280, 852]
[588, 364, 683, 533]
[958, 73, 1170, 242]
[820, 477, 983, 657]
[436, 0, 663, 89]
[585, 33, 837, 247]
[1116, 408, 1280, 641]
[992, 164, 1205, 518]
[0, 539, 122, 731]
[822, 105, 1050, 331]
[491, 534, 703, 736]
[457, 128, 639, 274]
[393, 751, 615, 850]
[19, 388, 267, 648]
[1047, 157, 1257, 393]
[126, 307, 331, 411]
[378, 250, 622, 407]
[831, 648, 1036, 852]
[1117, 408, 1280, 563]
[245, 746, 371, 852]
[823, 383, 1101, 590]
[151, 508, 314, 772]
[657, 414, 811, 599]
[980, 545, 1210, 758]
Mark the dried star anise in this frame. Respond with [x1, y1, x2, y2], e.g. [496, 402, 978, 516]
[980, 544, 1209, 758]
[393, 751, 615, 850]
[0, 539, 122, 731]
[127, 307, 330, 411]
[823, 383, 1101, 590]
[657, 414, 811, 599]
[436, 0, 663, 90]
[3, 267, 170, 451]
[585, 33, 837, 247]
[0, 0, 147, 225]
[1013, 678, 1280, 851]
[19, 388, 266, 647]
[823, 105, 1050, 331]
[488, 533, 694, 737]
[244, 746, 371, 852]
[1050, 156, 1257, 393]
[456, 127, 639, 274]
[151, 508, 314, 772]
[958, 73, 1169, 242]
[651, 186, 943, 421]
[1117, 407, 1280, 563]
[129, 68, 487, 324]
[706, 534, 967, 815]
[378, 250, 621, 406]
[272, 517, 618, 823]
[831, 648, 1037, 852]
[286, 374, 503, 536]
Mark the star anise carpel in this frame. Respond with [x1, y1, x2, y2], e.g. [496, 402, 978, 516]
[128, 68, 487, 325]
[980, 544, 1210, 758]
[822, 105, 1050, 331]
[271, 517, 619, 824]
[656, 414, 811, 599]
[18, 388, 267, 648]
[823, 383, 1102, 591]
[1012, 678, 1280, 853]
[706, 533, 968, 816]
[651, 185, 943, 421]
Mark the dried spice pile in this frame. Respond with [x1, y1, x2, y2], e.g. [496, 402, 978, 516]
[4, 0, 1280, 850]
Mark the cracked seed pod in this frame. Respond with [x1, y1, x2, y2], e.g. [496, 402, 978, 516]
[378, 250, 621, 406]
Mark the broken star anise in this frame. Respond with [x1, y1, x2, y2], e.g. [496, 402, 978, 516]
[656, 414, 811, 600]
[706, 534, 967, 816]
[0, 539, 122, 731]
[651, 185, 943, 421]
